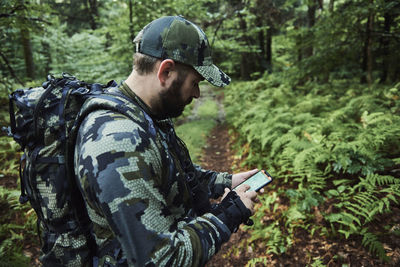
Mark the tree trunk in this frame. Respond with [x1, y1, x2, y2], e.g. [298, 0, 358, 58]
[86, 0, 98, 30]
[257, 25, 265, 71]
[329, 0, 335, 12]
[367, 9, 374, 85]
[317, 0, 324, 10]
[42, 40, 51, 75]
[305, 0, 317, 58]
[20, 28, 35, 80]
[361, 1, 374, 85]
[256, 16, 270, 74]
[297, 29, 302, 63]
[238, 14, 251, 80]
[257, 22, 265, 59]
[380, 7, 393, 83]
[265, 26, 272, 73]
[129, 0, 134, 44]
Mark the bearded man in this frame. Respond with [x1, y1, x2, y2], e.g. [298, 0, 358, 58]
[74, 16, 262, 266]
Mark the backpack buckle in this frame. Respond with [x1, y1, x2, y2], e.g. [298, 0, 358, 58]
[1, 126, 12, 137]
[19, 194, 29, 204]
[62, 72, 75, 80]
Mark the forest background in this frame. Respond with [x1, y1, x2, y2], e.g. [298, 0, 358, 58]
[0, 0, 400, 266]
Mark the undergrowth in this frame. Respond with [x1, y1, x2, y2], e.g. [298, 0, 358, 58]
[175, 88, 219, 163]
[0, 86, 37, 266]
[225, 73, 400, 264]
[0, 186, 37, 266]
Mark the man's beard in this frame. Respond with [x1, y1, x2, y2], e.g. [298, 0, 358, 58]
[157, 75, 192, 119]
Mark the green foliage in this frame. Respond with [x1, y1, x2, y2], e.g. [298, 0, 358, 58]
[246, 256, 269, 267]
[175, 88, 219, 163]
[286, 188, 324, 213]
[43, 23, 124, 82]
[0, 137, 20, 178]
[360, 229, 390, 262]
[243, 192, 288, 254]
[2, 0, 400, 86]
[285, 0, 400, 83]
[175, 119, 216, 163]
[179, 102, 195, 120]
[308, 257, 326, 267]
[0, 186, 37, 267]
[197, 99, 219, 118]
[225, 73, 400, 261]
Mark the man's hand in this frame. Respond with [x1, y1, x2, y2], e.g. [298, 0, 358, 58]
[231, 169, 258, 189]
[221, 186, 258, 214]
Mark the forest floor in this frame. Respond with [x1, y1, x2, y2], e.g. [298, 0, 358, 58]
[199, 91, 400, 267]
[201, 122, 400, 267]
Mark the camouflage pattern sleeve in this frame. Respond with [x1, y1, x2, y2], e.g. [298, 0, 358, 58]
[74, 109, 232, 266]
[193, 164, 232, 199]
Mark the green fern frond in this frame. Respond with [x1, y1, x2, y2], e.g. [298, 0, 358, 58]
[344, 203, 372, 222]
[367, 173, 400, 186]
[361, 230, 390, 261]
[361, 111, 392, 128]
[270, 133, 298, 157]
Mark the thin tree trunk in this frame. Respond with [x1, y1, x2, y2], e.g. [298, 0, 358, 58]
[210, 19, 224, 48]
[329, 0, 335, 12]
[129, 0, 134, 44]
[380, 8, 392, 83]
[266, 26, 272, 73]
[361, 1, 374, 85]
[366, 3, 374, 85]
[297, 29, 302, 63]
[42, 40, 51, 75]
[257, 21, 265, 59]
[238, 14, 251, 80]
[257, 26, 265, 71]
[86, 0, 98, 30]
[317, 0, 323, 10]
[305, 0, 317, 58]
[256, 16, 268, 74]
[20, 28, 35, 80]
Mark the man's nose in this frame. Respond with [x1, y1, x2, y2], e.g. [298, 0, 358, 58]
[193, 85, 200, 98]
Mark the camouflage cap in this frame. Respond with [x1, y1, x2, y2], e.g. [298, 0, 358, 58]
[134, 16, 231, 87]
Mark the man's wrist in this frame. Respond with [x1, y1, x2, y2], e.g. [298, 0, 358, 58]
[210, 190, 252, 233]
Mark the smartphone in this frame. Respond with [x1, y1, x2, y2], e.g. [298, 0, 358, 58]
[233, 170, 273, 192]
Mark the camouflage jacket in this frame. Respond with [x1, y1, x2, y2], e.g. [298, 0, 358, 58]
[74, 82, 233, 266]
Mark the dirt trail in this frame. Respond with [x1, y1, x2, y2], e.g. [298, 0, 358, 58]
[195, 89, 253, 266]
[199, 123, 253, 267]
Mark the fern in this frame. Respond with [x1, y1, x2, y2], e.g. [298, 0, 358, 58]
[367, 173, 400, 187]
[0, 187, 37, 266]
[308, 257, 326, 267]
[246, 257, 269, 267]
[225, 74, 400, 262]
[361, 229, 390, 262]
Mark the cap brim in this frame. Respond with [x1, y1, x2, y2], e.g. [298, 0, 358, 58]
[194, 64, 231, 87]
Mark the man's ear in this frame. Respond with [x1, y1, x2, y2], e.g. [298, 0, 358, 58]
[157, 59, 176, 86]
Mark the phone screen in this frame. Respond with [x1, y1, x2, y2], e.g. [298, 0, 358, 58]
[234, 170, 273, 192]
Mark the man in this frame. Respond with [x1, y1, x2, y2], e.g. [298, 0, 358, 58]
[74, 16, 262, 266]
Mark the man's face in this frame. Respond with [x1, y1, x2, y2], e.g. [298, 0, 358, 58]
[159, 68, 203, 118]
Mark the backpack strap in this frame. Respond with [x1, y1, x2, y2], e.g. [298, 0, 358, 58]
[99, 89, 212, 215]
[8, 93, 17, 140]
[66, 89, 159, 266]
[18, 153, 29, 204]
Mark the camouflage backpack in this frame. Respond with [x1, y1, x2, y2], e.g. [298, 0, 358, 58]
[6, 73, 117, 266]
